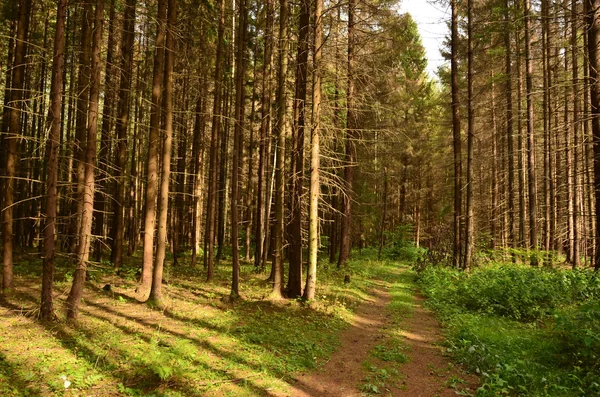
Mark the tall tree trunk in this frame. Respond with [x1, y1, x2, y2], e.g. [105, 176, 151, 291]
[231, 0, 248, 299]
[464, 0, 474, 270]
[111, 0, 136, 269]
[66, 0, 104, 319]
[338, 0, 357, 269]
[451, 0, 462, 268]
[204, 0, 226, 280]
[505, 0, 517, 251]
[570, 0, 581, 268]
[3, 0, 31, 293]
[148, 0, 176, 308]
[288, 0, 309, 297]
[139, 0, 166, 298]
[40, 0, 67, 320]
[542, 0, 552, 261]
[304, 0, 323, 301]
[586, 0, 600, 270]
[93, 0, 117, 261]
[525, 0, 538, 264]
[255, 0, 273, 270]
[269, 0, 289, 299]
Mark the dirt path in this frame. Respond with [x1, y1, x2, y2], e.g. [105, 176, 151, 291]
[281, 275, 478, 397]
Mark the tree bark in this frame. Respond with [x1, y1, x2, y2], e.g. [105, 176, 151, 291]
[139, 0, 166, 298]
[586, 0, 600, 270]
[148, 0, 177, 308]
[231, 0, 248, 299]
[111, 0, 136, 269]
[40, 0, 67, 320]
[338, 0, 357, 269]
[451, 0, 462, 268]
[3, 0, 31, 293]
[204, 0, 226, 280]
[93, 0, 117, 261]
[269, 0, 289, 299]
[464, 0, 474, 270]
[66, 0, 104, 319]
[304, 0, 323, 301]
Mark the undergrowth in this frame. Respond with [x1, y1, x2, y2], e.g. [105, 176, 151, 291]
[0, 249, 406, 396]
[418, 262, 600, 396]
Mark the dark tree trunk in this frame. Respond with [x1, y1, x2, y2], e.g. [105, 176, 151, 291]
[3, 0, 31, 293]
[40, 0, 66, 320]
[338, 0, 357, 269]
[451, 0, 462, 268]
[66, 0, 104, 319]
[111, 0, 136, 269]
[287, 0, 310, 297]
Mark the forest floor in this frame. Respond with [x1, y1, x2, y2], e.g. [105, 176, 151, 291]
[281, 270, 479, 397]
[0, 250, 478, 396]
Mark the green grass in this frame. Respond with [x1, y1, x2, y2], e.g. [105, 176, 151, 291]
[356, 256, 416, 395]
[0, 249, 410, 396]
[419, 263, 600, 397]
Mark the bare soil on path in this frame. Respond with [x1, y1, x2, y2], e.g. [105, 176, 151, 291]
[281, 275, 478, 397]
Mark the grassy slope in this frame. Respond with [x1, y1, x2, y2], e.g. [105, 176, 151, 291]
[0, 250, 409, 396]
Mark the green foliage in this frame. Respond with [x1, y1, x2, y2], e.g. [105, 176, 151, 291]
[419, 261, 600, 396]
[554, 300, 600, 371]
[382, 225, 426, 262]
[132, 339, 195, 381]
[419, 264, 600, 321]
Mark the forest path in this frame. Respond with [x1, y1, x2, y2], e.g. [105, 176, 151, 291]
[279, 268, 478, 397]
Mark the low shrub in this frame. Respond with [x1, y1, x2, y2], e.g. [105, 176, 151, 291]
[419, 264, 600, 321]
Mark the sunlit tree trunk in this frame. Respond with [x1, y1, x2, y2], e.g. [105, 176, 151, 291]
[304, 0, 323, 300]
[148, 0, 177, 308]
[139, 0, 166, 298]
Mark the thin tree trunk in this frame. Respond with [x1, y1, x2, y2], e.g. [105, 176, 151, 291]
[338, 0, 357, 269]
[139, 0, 166, 298]
[256, 0, 274, 270]
[505, 0, 517, 252]
[451, 0, 462, 268]
[111, 0, 136, 269]
[586, 0, 600, 270]
[66, 0, 104, 319]
[3, 0, 31, 293]
[570, 0, 580, 268]
[148, 0, 176, 308]
[269, 0, 288, 299]
[288, 0, 309, 297]
[40, 0, 66, 320]
[231, 0, 248, 299]
[464, 0, 474, 270]
[204, 0, 226, 280]
[93, 0, 117, 261]
[304, 0, 322, 301]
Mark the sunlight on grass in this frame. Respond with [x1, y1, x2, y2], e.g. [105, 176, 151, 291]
[0, 250, 412, 396]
